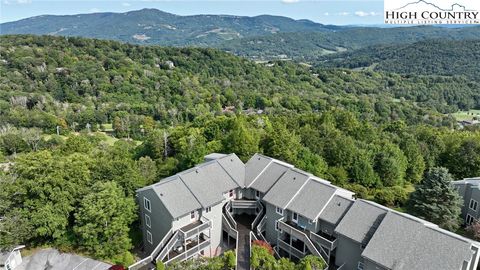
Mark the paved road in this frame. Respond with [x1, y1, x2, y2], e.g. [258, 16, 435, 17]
[17, 248, 112, 270]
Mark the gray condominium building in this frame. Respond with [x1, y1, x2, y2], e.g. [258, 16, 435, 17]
[130, 153, 480, 270]
[453, 178, 480, 226]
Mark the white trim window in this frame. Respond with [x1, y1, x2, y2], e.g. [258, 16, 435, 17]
[470, 199, 478, 211]
[255, 190, 261, 199]
[190, 210, 196, 220]
[229, 189, 234, 198]
[276, 207, 284, 216]
[357, 262, 364, 270]
[275, 220, 282, 232]
[144, 197, 151, 212]
[145, 214, 151, 228]
[147, 231, 153, 244]
[292, 212, 299, 223]
[205, 207, 211, 213]
[466, 214, 475, 225]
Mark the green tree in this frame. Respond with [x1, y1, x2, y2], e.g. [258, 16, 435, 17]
[407, 167, 462, 231]
[223, 117, 260, 161]
[74, 181, 136, 258]
[263, 123, 302, 164]
[373, 142, 408, 187]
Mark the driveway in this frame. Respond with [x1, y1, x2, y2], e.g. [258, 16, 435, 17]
[17, 248, 112, 270]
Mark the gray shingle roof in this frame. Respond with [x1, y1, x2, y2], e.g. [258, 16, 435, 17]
[318, 195, 354, 226]
[245, 154, 272, 187]
[151, 176, 202, 219]
[249, 162, 291, 193]
[262, 168, 310, 209]
[286, 179, 337, 221]
[217, 154, 245, 187]
[137, 153, 243, 218]
[180, 160, 239, 208]
[334, 200, 388, 244]
[361, 211, 474, 270]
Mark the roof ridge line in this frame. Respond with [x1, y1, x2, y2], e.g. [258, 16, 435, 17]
[284, 175, 312, 209]
[177, 174, 204, 209]
[247, 159, 273, 188]
[215, 158, 243, 188]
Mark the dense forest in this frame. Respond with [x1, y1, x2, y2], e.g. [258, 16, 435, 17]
[219, 27, 480, 61]
[318, 39, 480, 80]
[1, 35, 480, 266]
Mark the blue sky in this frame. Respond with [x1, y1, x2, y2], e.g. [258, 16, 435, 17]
[0, 0, 384, 25]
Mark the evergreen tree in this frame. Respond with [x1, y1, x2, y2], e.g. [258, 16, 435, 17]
[407, 167, 462, 231]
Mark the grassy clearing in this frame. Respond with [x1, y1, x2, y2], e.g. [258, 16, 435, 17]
[451, 110, 480, 121]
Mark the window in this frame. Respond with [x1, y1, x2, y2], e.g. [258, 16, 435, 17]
[147, 231, 153, 244]
[275, 221, 282, 232]
[276, 207, 284, 216]
[292, 212, 299, 223]
[466, 214, 475, 225]
[357, 262, 364, 270]
[229, 189, 234, 197]
[191, 211, 196, 220]
[144, 198, 151, 212]
[145, 214, 151, 228]
[470, 199, 478, 211]
[205, 207, 211, 213]
[255, 190, 260, 199]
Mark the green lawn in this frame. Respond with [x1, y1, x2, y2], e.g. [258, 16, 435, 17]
[451, 110, 480, 121]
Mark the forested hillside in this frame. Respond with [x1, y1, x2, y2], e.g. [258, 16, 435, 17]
[318, 39, 480, 80]
[2, 9, 480, 61]
[1, 35, 480, 266]
[219, 26, 480, 61]
[0, 9, 338, 46]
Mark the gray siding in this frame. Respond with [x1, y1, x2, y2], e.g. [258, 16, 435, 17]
[138, 189, 174, 254]
[265, 203, 284, 244]
[335, 235, 364, 270]
[201, 200, 226, 256]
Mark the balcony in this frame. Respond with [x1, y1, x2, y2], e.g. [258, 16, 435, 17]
[232, 199, 257, 209]
[163, 233, 211, 264]
[279, 220, 337, 252]
[180, 219, 211, 239]
[278, 238, 306, 259]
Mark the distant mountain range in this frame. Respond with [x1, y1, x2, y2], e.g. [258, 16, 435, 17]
[0, 9, 340, 46]
[2, 8, 480, 61]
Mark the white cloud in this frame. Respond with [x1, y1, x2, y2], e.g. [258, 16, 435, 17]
[323, 12, 330, 16]
[89, 8, 100, 13]
[354, 11, 379, 17]
[122, 2, 131, 6]
[282, 0, 300, 4]
[337, 12, 350, 16]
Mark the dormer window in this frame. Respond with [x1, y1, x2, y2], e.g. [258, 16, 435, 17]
[276, 207, 284, 216]
[229, 189, 234, 197]
[255, 190, 260, 199]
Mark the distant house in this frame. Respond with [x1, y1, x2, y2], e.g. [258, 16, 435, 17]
[453, 178, 480, 225]
[0, 246, 25, 270]
[129, 153, 480, 270]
